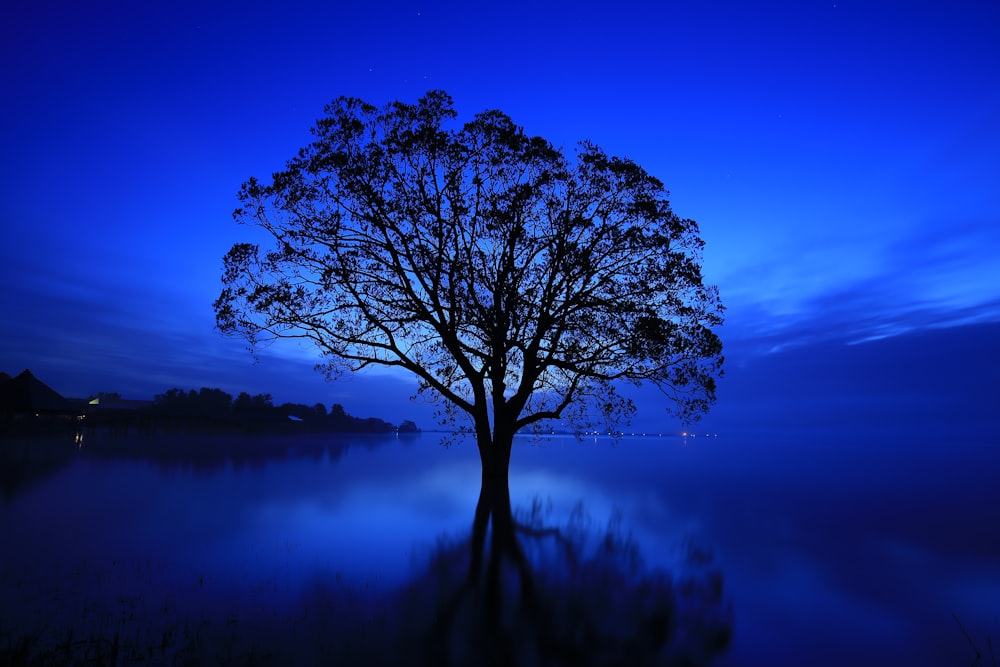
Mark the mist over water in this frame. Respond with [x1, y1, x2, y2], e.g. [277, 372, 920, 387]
[2, 430, 997, 665]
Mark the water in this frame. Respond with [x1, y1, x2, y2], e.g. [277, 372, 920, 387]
[2, 431, 998, 665]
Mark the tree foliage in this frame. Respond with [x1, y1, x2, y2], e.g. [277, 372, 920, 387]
[216, 91, 723, 466]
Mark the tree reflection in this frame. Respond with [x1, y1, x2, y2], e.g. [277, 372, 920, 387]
[0, 462, 731, 665]
[387, 476, 733, 666]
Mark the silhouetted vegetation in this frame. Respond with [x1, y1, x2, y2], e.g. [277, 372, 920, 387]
[1, 366, 416, 439]
[151, 387, 399, 433]
[954, 613, 997, 667]
[216, 90, 723, 481]
[83, 385, 412, 436]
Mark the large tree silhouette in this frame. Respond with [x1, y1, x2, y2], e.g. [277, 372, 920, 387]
[215, 91, 723, 480]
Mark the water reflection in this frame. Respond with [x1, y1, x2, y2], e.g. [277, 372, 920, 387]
[382, 476, 733, 666]
[0, 435, 78, 502]
[223, 477, 732, 666]
[0, 433, 731, 665]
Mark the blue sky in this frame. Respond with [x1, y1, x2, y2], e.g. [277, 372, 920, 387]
[2, 1, 998, 433]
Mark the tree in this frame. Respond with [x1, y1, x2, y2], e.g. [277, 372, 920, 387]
[215, 91, 723, 481]
[234, 391, 273, 413]
[232, 391, 254, 412]
[155, 387, 233, 415]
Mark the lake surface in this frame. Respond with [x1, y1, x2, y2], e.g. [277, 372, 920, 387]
[2, 430, 998, 665]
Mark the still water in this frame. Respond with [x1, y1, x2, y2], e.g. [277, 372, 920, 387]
[2, 431, 998, 665]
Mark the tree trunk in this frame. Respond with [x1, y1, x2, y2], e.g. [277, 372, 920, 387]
[470, 430, 505, 587]
[470, 429, 536, 611]
[477, 425, 512, 482]
[424, 442, 541, 667]
[470, 426, 512, 585]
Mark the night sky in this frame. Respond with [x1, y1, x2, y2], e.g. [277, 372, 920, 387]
[2, 1, 998, 435]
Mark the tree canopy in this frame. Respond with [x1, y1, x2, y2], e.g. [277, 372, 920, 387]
[215, 91, 723, 474]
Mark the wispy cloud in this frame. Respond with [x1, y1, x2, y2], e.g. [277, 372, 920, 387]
[719, 217, 1000, 356]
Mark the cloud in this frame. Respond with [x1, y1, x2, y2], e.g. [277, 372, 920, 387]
[0, 264, 430, 424]
[697, 321, 1000, 438]
[719, 217, 1000, 355]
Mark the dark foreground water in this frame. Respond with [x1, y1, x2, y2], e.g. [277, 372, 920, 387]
[1, 431, 998, 665]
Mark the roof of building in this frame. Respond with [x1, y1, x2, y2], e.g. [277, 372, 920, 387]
[0, 369, 74, 413]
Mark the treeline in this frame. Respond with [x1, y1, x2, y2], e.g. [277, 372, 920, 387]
[141, 387, 419, 434]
